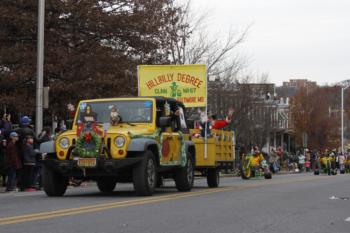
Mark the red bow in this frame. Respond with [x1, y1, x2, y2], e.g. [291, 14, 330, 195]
[92, 122, 103, 136]
[84, 132, 92, 143]
[77, 123, 85, 137]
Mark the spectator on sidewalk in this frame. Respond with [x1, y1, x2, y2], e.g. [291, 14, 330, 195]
[33, 127, 51, 190]
[14, 116, 36, 190]
[298, 153, 306, 172]
[338, 152, 346, 173]
[22, 135, 37, 192]
[305, 148, 311, 163]
[305, 160, 311, 172]
[0, 130, 7, 187]
[0, 113, 12, 139]
[5, 132, 21, 192]
[269, 148, 280, 173]
[15, 116, 36, 146]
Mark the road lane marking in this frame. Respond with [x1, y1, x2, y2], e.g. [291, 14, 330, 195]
[0, 175, 334, 226]
[0, 187, 235, 226]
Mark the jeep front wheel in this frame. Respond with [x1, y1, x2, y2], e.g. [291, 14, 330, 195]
[42, 164, 68, 197]
[97, 178, 117, 193]
[175, 154, 194, 192]
[133, 150, 157, 196]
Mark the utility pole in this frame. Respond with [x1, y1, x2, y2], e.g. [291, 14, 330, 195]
[36, 0, 45, 134]
[341, 83, 350, 154]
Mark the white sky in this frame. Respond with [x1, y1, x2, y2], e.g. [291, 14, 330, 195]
[181, 0, 350, 85]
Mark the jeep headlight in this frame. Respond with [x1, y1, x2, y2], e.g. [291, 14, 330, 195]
[114, 136, 125, 148]
[59, 137, 70, 149]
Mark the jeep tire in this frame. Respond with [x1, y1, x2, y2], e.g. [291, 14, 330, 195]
[133, 150, 157, 196]
[97, 178, 117, 193]
[175, 154, 194, 192]
[207, 168, 219, 188]
[42, 164, 68, 197]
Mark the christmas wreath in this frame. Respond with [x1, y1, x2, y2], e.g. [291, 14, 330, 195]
[75, 130, 102, 158]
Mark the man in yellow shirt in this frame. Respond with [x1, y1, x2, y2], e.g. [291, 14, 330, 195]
[240, 146, 272, 179]
[251, 151, 266, 167]
[251, 147, 269, 171]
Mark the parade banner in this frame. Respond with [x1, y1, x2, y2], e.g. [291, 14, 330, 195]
[138, 65, 207, 107]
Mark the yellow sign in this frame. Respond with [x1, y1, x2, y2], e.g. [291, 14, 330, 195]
[138, 65, 207, 107]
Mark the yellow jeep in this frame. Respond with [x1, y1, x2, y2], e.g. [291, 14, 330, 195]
[40, 97, 196, 196]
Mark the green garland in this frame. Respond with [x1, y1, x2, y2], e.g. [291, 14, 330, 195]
[75, 131, 102, 158]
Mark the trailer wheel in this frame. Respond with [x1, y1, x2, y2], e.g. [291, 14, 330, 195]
[207, 169, 219, 188]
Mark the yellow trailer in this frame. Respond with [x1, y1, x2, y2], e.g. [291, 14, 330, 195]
[191, 129, 235, 187]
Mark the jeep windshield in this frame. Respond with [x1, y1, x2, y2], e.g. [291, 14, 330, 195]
[76, 100, 153, 124]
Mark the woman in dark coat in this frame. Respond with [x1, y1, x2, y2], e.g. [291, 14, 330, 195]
[5, 132, 21, 191]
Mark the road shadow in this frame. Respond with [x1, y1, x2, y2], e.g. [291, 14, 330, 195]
[56, 184, 219, 198]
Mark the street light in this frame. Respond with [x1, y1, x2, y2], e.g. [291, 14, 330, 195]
[341, 83, 350, 154]
[35, 0, 45, 134]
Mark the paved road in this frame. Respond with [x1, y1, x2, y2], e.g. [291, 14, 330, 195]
[0, 173, 349, 233]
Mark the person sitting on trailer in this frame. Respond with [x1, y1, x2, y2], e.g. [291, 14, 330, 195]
[210, 108, 234, 130]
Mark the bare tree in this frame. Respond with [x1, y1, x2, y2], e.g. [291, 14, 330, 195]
[169, 0, 249, 80]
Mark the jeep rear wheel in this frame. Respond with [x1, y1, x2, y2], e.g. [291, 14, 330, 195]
[207, 168, 219, 188]
[133, 150, 157, 196]
[42, 164, 68, 197]
[175, 154, 194, 192]
[97, 178, 117, 193]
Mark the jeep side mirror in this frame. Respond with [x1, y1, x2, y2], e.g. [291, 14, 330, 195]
[159, 117, 172, 128]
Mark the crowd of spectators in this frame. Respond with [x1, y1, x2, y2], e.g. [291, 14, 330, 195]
[0, 114, 53, 192]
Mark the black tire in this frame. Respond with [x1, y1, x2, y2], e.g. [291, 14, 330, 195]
[175, 154, 194, 192]
[133, 150, 157, 196]
[97, 178, 117, 193]
[42, 164, 68, 197]
[264, 172, 272, 179]
[314, 170, 320, 175]
[340, 170, 345, 174]
[207, 169, 219, 188]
